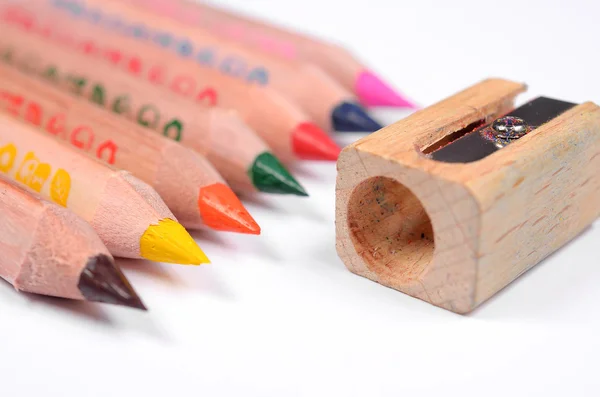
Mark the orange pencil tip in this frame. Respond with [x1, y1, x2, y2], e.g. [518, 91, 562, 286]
[291, 122, 341, 161]
[198, 183, 261, 235]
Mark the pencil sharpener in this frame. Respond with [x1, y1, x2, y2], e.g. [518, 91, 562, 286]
[335, 78, 600, 313]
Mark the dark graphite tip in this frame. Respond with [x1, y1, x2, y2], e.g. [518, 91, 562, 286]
[331, 101, 384, 132]
[249, 152, 309, 196]
[78, 254, 147, 311]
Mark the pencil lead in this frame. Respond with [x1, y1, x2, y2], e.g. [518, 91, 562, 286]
[78, 254, 147, 310]
[331, 101, 383, 132]
[291, 122, 341, 161]
[356, 70, 417, 108]
[140, 219, 210, 265]
[249, 152, 309, 196]
[198, 183, 261, 235]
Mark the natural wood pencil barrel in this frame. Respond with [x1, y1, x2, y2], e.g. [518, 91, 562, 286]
[0, 63, 260, 234]
[118, 0, 416, 108]
[336, 78, 600, 313]
[0, 174, 145, 309]
[0, 112, 208, 264]
[0, 8, 330, 162]
[0, 21, 307, 196]
[62, 0, 364, 130]
[25, 0, 379, 134]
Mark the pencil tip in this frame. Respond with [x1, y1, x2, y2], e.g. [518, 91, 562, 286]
[249, 152, 309, 196]
[356, 70, 417, 108]
[291, 122, 341, 161]
[331, 101, 383, 132]
[140, 219, 210, 265]
[199, 183, 261, 235]
[78, 254, 147, 310]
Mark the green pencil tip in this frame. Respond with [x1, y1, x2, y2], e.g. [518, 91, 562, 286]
[249, 152, 309, 196]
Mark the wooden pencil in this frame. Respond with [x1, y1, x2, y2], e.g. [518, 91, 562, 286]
[0, 6, 340, 162]
[0, 63, 261, 234]
[0, 174, 146, 310]
[123, 0, 417, 109]
[0, 111, 209, 265]
[36, 0, 383, 133]
[0, 22, 308, 196]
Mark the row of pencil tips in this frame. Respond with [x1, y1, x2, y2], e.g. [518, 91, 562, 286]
[0, 0, 414, 309]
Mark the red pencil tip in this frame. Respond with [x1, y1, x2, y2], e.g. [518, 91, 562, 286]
[198, 183, 261, 235]
[356, 70, 417, 109]
[291, 122, 341, 161]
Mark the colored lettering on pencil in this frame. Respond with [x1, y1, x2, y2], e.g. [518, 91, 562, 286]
[120, 0, 298, 59]
[0, 6, 220, 106]
[49, 168, 71, 206]
[48, 0, 270, 84]
[0, 143, 17, 173]
[0, 42, 185, 142]
[61, 72, 185, 141]
[0, 89, 119, 165]
[0, 143, 72, 206]
[16, 151, 52, 192]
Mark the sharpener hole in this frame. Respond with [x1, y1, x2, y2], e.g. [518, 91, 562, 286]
[347, 176, 434, 284]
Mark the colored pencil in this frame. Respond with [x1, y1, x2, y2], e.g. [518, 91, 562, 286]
[123, 0, 416, 109]
[39, 0, 383, 133]
[0, 62, 260, 235]
[0, 174, 146, 310]
[0, 25, 307, 197]
[0, 5, 340, 162]
[0, 111, 209, 265]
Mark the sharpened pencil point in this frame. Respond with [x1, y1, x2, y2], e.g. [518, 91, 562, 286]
[249, 152, 308, 196]
[331, 101, 383, 132]
[356, 70, 417, 109]
[291, 122, 341, 161]
[199, 183, 261, 235]
[140, 219, 210, 265]
[78, 254, 146, 310]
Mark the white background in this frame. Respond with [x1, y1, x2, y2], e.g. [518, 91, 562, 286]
[1, 0, 600, 396]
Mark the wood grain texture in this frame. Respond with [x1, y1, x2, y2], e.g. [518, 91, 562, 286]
[0, 174, 107, 299]
[336, 78, 600, 313]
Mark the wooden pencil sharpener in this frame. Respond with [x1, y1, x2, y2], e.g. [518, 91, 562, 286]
[335, 78, 600, 314]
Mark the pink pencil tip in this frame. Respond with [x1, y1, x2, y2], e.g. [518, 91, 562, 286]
[356, 70, 417, 109]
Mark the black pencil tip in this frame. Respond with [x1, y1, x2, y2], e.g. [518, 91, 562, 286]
[331, 101, 383, 132]
[78, 255, 147, 311]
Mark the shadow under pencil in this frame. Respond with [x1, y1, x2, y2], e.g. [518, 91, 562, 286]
[116, 258, 187, 287]
[23, 291, 114, 324]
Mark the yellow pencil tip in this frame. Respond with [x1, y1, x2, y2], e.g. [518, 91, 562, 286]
[140, 218, 210, 265]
